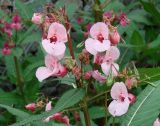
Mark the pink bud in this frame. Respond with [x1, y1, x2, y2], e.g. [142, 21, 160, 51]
[61, 116, 70, 126]
[84, 32, 89, 38]
[11, 23, 21, 30]
[84, 71, 92, 80]
[25, 103, 36, 112]
[125, 77, 137, 89]
[76, 17, 83, 24]
[128, 93, 136, 104]
[103, 11, 112, 19]
[58, 65, 68, 77]
[109, 30, 120, 45]
[74, 111, 80, 122]
[2, 47, 11, 55]
[12, 15, 21, 23]
[86, 23, 92, 32]
[51, 113, 62, 121]
[119, 13, 129, 26]
[32, 13, 43, 25]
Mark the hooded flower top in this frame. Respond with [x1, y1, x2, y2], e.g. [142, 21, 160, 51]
[42, 22, 68, 59]
[85, 22, 111, 55]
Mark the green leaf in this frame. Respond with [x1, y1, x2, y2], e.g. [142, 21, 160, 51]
[148, 34, 160, 48]
[121, 81, 160, 126]
[140, 0, 160, 24]
[138, 67, 160, 82]
[11, 88, 85, 126]
[89, 106, 105, 119]
[0, 90, 23, 105]
[0, 104, 30, 119]
[130, 30, 145, 51]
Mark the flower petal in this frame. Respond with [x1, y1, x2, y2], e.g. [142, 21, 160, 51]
[93, 40, 110, 52]
[45, 101, 52, 111]
[42, 39, 66, 60]
[101, 62, 111, 76]
[47, 22, 67, 43]
[108, 98, 130, 117]
[153, 118, 160, 126]
[92, 70, 106, 83]
[90, 22, 109, 39]
[111, 63, 119, 76]
[85, 38, 97, 55]
[36, 67, 53, 82]
[111, 82, 128, 100]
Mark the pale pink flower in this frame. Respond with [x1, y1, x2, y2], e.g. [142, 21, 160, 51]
[32, 13, 43, 25]
[92, 70, 106, 83]
[153, 118, 160, 126]
[101, 46, 120, 76]
[25, 103, 36, 112]
[108, 82, 130, 117]
[42, 22, 67, 59]
[109, 30, 120, 45]
[36, 55, 67, 82]
[45, 101, 52, 111]
[85, 22, 110, 55]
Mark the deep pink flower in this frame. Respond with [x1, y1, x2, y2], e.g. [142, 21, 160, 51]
[32, 13, 43, 25]
[42, 22, 67, 59]
[25, 103, 36, 112]
[85, 22, 110, 55]
[103, 11, 113, 19]
[101, 46, 120, 76]
[109, 30, 120, 45]
[153, 118, 160, 126]
[128, 93, 136, 104]
[108, 82, 130, 116]
[2, 47, 11, 55]
[36, 55, 67, 82]
[92, 70, 106, 83]
[76, 17, 83, 24]
[119, 13, 129, 26]
[84, 71, 92, 80]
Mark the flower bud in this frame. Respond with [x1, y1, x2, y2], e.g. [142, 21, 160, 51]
[25, 103, 36, 112]
[109, 30, 120, 45]
[2, 47, 11, 55]
[72, 66, 81, 80]
[32, 13, 43, 25]
[125, 77, 137, 89]
[79, 49, 90, 64]
[64, 57, 76, 71]
[84, 71, 92, 80]
[128, 93, 136, 104]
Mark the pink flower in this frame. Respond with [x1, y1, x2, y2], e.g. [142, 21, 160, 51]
[101, 46, 120, 76]
[108, 82, 130, 116]
[153, 118, 160, 126]
[76, 17, 83, 24]
[32, 13, 43, 25]
[45, 101, 52, 111]
[125, 77, 137, 89]
[128, 93, 136, 104]
[3, 23, 12, 37]
[93, 53, 105, 65]
[85, 22, 110, 55]
[109, 30, 120, 45]
[92, 70, 106, 83]
[36, 55, 67, 82]
[103, 11, 113, 19]
[25, 103, 36, 112]
[2, 47, 11, 55]
[11, 15, 21, 30]
[119, 13, 129, 26]
[84, 71, 92, 80]
[42, 22, 67, 59]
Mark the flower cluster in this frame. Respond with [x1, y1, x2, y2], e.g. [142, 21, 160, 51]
[34, 21, 68, 82]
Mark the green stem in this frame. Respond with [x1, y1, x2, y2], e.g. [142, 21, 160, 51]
[83, 98, 91, 126]
[14, 56, 24, 95]
[104, 92, 108, 125]
[112, 117, 115, 126]
[93, 0, 103, 22]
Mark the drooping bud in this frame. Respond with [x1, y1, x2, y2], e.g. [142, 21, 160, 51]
[84, 71, 92, 80]
[79, 49, 90, 64]
[72, 66, 81, 80]
[32, 13, 43, 25]
[25, 103, 36, 112]
[128, 93, 136, 104]
[125, 77, 137, 89]
[109, 30, 120, 45]
[2, 47, 11, 55]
